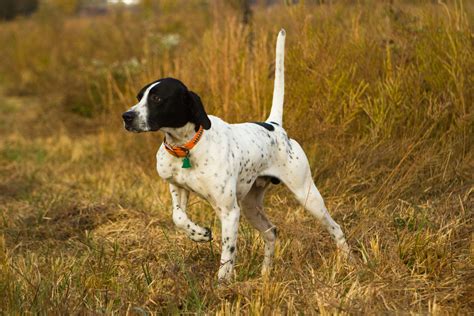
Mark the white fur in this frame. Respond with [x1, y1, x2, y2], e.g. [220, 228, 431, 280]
[154, 30, 350, 282]
[267, 29, 285, 125]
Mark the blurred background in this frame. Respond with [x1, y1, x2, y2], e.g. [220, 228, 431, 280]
[0, 0, 472, 314]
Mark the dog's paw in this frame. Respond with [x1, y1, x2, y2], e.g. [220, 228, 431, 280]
[188, 227, 212, 242]
[337, 244, 356, 264]
[261, 265, 272, 278]
[203, 227, 212, 240]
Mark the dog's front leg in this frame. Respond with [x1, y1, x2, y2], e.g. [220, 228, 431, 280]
[217, 203, 240, 282]
[170, 184, 212, 242]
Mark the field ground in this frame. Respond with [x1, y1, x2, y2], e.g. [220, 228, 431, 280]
[0, 1, 473, 314]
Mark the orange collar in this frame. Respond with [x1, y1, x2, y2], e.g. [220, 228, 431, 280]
[163, 125, 204, 158]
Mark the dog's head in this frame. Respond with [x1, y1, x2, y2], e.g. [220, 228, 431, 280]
[122, 78, 211, 133]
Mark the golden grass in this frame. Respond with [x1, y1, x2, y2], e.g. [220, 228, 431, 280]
[0, 1, 473, 314]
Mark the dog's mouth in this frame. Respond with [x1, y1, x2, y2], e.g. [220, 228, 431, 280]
[124, 122, 161, 133]
[124, 123, 145, 133]
[124, 125, 139, 133]
[124, 122, 158, 133]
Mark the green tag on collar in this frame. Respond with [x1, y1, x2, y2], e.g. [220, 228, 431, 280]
[182, 156, 191, 169]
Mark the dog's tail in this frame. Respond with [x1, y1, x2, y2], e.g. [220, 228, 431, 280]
[267, 28, 286, 126]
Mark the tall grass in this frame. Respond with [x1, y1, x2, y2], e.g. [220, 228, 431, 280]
[0, 0, 472, 314]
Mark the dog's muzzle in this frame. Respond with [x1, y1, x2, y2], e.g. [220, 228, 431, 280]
[122, 111, 139, 132]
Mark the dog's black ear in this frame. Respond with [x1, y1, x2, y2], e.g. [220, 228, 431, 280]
[187, 91, 211, 130]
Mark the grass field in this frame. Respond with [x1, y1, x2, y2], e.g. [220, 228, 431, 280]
[0, 0, 473, 314]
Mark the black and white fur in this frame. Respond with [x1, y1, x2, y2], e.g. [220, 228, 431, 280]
[122, 29, 350, 282]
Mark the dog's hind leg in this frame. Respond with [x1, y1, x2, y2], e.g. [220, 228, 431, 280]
[241, 178, 277, 275]
[170, 184, 212, 242]
[271, 140, 351, 257]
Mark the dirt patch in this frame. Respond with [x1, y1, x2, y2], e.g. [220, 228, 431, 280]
[4, 202, 124, 246]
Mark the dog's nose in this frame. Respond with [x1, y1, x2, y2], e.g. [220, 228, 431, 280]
[122, 111, 136, 123]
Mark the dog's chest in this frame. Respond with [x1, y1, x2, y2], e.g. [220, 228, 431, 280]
[156, 146, 220, 195]
[156, 149, 191, 183]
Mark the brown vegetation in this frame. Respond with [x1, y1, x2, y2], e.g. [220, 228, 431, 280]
[0, 0, 472, 313]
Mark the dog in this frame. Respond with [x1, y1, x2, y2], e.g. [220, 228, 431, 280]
[122, 29, 350, 282]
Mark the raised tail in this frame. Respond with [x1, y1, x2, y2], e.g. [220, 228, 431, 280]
[267, 28, 286, 126]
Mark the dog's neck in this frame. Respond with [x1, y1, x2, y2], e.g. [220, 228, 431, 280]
[161, 122, 198, 146]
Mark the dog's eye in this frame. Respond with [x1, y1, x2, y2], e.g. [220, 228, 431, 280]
[151, 95, 161, 103]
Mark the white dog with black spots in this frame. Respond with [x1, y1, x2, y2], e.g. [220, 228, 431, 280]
[122, 29, 351, 282]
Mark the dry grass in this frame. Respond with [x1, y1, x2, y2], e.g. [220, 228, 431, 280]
[0, 1, 473, 314]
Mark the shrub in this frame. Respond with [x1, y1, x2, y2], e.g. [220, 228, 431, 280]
[0, 0, 38, 21]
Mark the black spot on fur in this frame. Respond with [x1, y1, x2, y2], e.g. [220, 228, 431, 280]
[250, 122, 275, 131]
[271, 227, 278, 238]
[270, 177, 281, 185]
